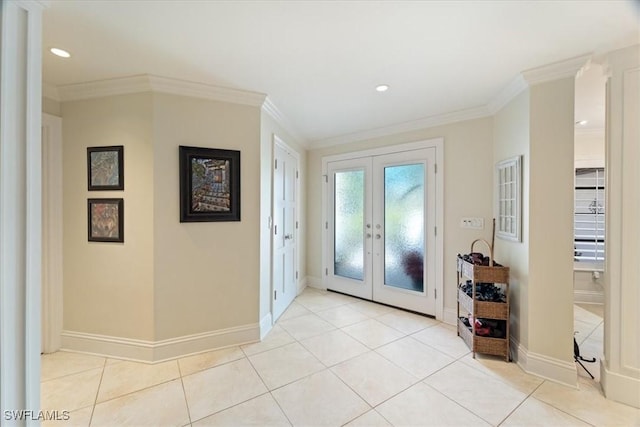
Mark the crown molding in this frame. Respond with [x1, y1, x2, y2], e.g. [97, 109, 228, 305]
[262, 97, 309, 148]
[311, 105, 491, 149]
[13, 0, 50, 10]
[487, 74, 528, 114]
[42, 82, 60, 101]
[56, 74, 266, 107]
[488, 53, 594, 114]
[148, 75, 266, 107]
[57, 75, 152, 101]
[521, 53, 592, 86]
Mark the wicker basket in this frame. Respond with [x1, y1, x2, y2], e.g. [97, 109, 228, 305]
[457, 239, 509, 283]
[458, 288, 508, 319]
[458, 319, 509, 358]
[457, 237, 511, 361]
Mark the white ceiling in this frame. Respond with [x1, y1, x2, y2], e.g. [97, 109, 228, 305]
[42, 1, 639, 146]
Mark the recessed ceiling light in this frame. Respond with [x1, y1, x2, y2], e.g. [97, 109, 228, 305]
[575, 120, 588, 126]
[375, 84, 389, 92]
[50, 47, 71, 58]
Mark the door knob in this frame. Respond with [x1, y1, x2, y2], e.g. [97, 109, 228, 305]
[366, 233, 372, 239]
[284, 234, 293, 240]
[375, 234, 382, 239]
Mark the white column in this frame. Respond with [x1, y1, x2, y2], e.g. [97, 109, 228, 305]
[601, 44, 640, 409]
[0, 0, 45, 422]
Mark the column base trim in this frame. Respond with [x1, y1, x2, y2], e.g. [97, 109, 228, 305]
[601, 358, 640, 409]
[511, 336, 578, 388]
[61, 323, 260, 363]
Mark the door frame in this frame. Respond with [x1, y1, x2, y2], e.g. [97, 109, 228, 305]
[42, 113, 63, 354]
[270, 134, 301, 322]
[321, 137, 444, 320]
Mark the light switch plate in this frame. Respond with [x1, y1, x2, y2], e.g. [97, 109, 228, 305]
[460, 217, 484, 229]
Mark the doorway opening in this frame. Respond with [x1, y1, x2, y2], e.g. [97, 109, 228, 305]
[322, 138, 444, 319]
[271, 135, 301, 322]
[573, 62, 606, 382]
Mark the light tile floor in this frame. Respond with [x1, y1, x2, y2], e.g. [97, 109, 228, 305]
[41, 288, 639, 426]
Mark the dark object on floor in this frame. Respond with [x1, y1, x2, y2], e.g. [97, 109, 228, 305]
[574, 336, 596, 379]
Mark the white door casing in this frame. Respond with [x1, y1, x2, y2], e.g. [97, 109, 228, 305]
[322, 138, 444, 319]
[42, 113, 63, 354]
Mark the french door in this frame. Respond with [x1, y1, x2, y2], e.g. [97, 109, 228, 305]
[326, 148, 437, 315]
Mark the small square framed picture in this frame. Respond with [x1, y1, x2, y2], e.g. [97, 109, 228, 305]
[88, 198, 124, 243]
[87, 146, 124, 190]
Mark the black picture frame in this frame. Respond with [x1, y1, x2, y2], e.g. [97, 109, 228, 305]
[88, 198, 124, 243]
[87, 146, 124, 191]
[179, 146, 241, 222]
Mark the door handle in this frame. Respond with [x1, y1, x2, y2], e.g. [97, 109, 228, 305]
[284, 234, 293, 240]
[375, 234, 382, 239]
[366, 233, 372, 239]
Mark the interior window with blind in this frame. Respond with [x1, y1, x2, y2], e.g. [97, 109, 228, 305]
[574, 168, 605, 263]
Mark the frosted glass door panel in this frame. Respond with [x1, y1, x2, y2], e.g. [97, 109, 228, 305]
[334, 170, 365, 281]
[326, 146, 436, 315]
[383, 164, 425, 292]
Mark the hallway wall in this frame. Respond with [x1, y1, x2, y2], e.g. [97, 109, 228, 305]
[152, 93, 262, 341]
[306, 117, 495, 321]
[62, 93, 155, 341]
[60, 87, 264, 359]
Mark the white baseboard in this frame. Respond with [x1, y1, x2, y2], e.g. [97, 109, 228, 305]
[297, 277, 307, 295]
[574, 290, 605, 305]
[601, 358, 640, 409]
[306, 275, 325, 290]
[511, 337, 577, 388]
[61, 323, 260, 363]
[443, 307, 458, 326]
[260, 313, 273, 340]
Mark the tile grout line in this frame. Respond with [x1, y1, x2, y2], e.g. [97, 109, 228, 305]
[267, 389, 295, 427]
[527, 381, 600, 427]
[41, 364, 105, 384]
[177, 359, 194, 426]
[421, 381, 497, 426]
[87, 358, 107, 426]
[495, 379, 546, 426]
[497, 381, 597, 427]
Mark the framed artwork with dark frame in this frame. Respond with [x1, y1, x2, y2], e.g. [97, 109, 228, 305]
[88, 198, 124, 243]
[179, 145, 241, 222]
[87, 146, 124, 190]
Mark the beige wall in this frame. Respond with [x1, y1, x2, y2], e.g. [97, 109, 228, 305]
[493, 90, 530, 347]
[62, 92, 263, 343]
[152, 93, 262, 340]
[306, 117, 494, 315]
[528, 78, 576, 363]
[259, 113, 307, 322]
[602, 44, 640, 408]
[574, 270, 604, 303]
[62, 93, 155, 340]
[575, 130, 605, 168]
[43, 96, 61, 116]
[493, 78, 576, 376]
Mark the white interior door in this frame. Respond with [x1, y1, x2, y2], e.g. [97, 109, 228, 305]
[327, 148, 436, 315]
[272, 141, 298, 321]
